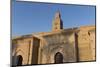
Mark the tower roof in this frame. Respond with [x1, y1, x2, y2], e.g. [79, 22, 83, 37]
[52, 10, 63, 31]
[55, 10, 61, 19]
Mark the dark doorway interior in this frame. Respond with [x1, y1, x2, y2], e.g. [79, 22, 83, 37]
[16, 55, 23, 66]
[54, 52, 63, 63]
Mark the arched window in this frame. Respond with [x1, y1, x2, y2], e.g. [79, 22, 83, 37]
[16, 55, 23, 66]
[54, 52, 63, 63]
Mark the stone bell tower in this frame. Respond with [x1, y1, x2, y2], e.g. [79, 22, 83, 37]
[52, 10, 63, 31]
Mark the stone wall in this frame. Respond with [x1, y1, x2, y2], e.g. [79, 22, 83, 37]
[12, 26, 96, 65]
[77, 26, 95, 61]
[12, 37, 33, 65]
[39, 30, 77, 64]
[89, 29, 95, 60]
[12, 36, 40, 65]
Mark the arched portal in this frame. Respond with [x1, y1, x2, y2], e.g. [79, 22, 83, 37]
[16, 55, 23, 66]
[54, 52, 63, 63]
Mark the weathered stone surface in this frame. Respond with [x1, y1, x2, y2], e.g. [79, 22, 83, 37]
[12, 11, 96, 66]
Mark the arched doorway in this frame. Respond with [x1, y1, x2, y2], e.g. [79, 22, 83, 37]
[54, 52, 63, 63]
[16, 55, 23, 66]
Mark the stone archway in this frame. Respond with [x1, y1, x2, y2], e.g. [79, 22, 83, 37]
[16, 55, 23, 66]
[54, 52, 63, 63]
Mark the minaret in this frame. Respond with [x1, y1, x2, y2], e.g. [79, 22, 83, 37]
[52, 10, 63, 32]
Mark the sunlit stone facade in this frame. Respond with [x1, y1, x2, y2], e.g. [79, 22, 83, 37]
[12, 11, 96, 66]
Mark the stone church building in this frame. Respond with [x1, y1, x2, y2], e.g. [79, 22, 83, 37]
[12, 11, 96, 66]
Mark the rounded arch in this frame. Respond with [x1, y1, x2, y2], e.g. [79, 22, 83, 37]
[54, 52, 63, 63]
[15, 49, 25, 56]
[49, 46, 64, 63]
[13, 49, 25, 66]
[16, 55, 23, 66]
[14, 49, 25, 58]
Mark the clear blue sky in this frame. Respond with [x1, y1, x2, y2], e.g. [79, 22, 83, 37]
[12, 1, 96, 36]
